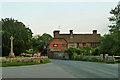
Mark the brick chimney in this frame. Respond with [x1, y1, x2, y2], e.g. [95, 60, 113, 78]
[53, 30, 60, 38]
[70, 30, 73, 38]
[93, 30, 97, 34]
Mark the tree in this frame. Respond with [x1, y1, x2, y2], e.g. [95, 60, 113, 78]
[92, 47, 99, 56]
[99, 35, 115, 55]
[2, 18, 33, 56]
[99, 2, 120, 56]
[108, 1, 120, 55]
[31, 33, 53, 53]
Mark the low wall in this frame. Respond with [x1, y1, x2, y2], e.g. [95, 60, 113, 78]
[0, 56, 49, 63]
[82, 56, 115, 62]
[47, 51, 115, 62]
[47, 51, 69, 59]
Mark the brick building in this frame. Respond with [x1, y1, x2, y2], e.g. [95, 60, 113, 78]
[45, 30, 101, 58]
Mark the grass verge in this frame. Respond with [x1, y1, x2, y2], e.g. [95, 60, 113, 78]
[0, 60, 51, 67]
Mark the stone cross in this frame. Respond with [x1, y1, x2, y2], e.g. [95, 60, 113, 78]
[9, 36, 15, 58]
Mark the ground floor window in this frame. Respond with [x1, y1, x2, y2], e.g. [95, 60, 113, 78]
[69, 45, 75, 48]
[83, 43, 86, 47]
[62, 44, 65, 47]
[53, 44, 58, 47]
[91, 43, 94, 47]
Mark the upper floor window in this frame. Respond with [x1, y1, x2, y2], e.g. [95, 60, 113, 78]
[91, 43, 94, 47]
[62, 44, 65, 47]
[69, 45, 75, 48]
[83, 43, 86, 47]
[53, 44, 58, 47]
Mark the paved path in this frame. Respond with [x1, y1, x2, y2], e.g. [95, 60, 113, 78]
[1, 59, 118, 78]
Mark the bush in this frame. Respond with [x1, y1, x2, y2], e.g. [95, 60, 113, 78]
[92, 47, 99, 56]
[85, 45, 93, 56]
[73, 53, 78, 60]
[26, 50, 33, 54]
[81, 57, 89, 61]
[65, 47, 82, 59]
[98, 57, 103, 62]
[91, 57, 98, 62]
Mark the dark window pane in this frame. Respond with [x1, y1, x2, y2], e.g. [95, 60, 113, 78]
[62, 44, 65, 47]
[91, 43, 94, 47]
[83, 43, 86, 47]
[53, 44, 58, 47]
[69, 45, 75, 48]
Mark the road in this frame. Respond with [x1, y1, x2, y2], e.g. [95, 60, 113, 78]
[1, 59, 118, 78]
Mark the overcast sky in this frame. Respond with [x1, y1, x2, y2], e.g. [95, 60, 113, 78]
[0, 1, 119, 36]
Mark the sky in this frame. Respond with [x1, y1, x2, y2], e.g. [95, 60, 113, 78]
[0, 1, 119, 36]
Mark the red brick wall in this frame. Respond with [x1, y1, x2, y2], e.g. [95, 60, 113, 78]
[49, 39, 98, 51]
[79, 43, 83, 47]
[86, 43, 91, 47]
[79, 43, 96, 48]
[49, 38, 67, 51]
[68, 43, 77, 48]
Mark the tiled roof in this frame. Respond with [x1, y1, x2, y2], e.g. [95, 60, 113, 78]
[56, 34, 100, 43]
[45, 30, 101, 44]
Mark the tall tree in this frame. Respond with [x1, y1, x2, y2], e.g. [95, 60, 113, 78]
[2, 18, 33, 56]
[99, 2, 120, 56]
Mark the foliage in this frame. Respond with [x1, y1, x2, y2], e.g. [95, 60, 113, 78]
[0, 57, 6, 59]
[73, 53, 78, 60]
[25, 50, 33, 54]
[31, 33, 53, 53]
[91, 57, 98, 62]
[1, 18, 53, 56]
[99, 35, 115, 55]
[2, 18, 33, 56]
[92, 47, 99, 56]
[65, 47, 82, 59]
[81, 56, 89, 61]
[79, 47, 85, 54]
[79, 46, 94, 56]
[99, 2, 120, 56]
[85, 45, 93, 56]
[65, 46, 95, 59]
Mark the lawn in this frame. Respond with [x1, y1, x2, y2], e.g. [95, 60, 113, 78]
[0, 57, 6, 59]
[0, 60, 51, 67]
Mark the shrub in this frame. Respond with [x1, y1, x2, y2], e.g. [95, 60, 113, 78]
[92, 47, 99, 56]
[85, 45, 93, 56]
[91, 57, 98, 62]
[73, 53, 78, 60]
[98, 57, 103, 62]
[82, 57, 89, 61]
[26, 50, 33, 54]
[65, 47, 82, 59]
[75, 55, 80, 60]
[79, 47, 85, 54]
